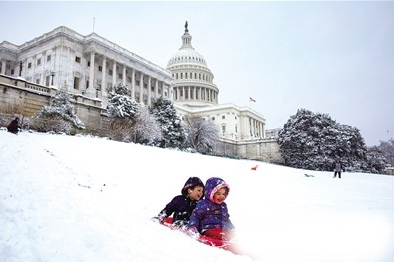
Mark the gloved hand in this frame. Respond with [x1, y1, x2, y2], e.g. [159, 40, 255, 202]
[186, 226, 200, 239]
[151, 216, 163, 224]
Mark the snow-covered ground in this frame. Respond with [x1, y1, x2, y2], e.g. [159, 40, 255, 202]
[1, 130, 393, 262]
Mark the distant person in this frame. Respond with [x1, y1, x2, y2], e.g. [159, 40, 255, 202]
[7, 117, 21, 134]
[152, 177, 204, 228]
[187, 177, 235, 241]
[333, 159, 343, 178]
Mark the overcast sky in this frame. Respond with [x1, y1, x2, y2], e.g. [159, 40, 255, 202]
[0, 1, 393, 146]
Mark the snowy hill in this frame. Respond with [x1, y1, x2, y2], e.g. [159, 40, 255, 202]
[1, 130, 393, 262]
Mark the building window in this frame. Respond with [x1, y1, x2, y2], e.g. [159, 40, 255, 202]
[36, 78, 40, 84]
[99, 66, 102, 72]
[45, 75, 50, 86]
[118, 73, 122, 79]
[212, 117, 215, 120]
[37, 58, 41, 66]
[109, 70, 113, 76]
[74, 77, 80, 90]
[47, 55, 51, 62]
[86, 80, 89, 89]
[127, 77, 131, 82]
[75, 57, 81, 63]
[28, 62, 32, 69]
[235, 116, 237, 120]
[222, 115, 225, 119]
[222, 125, 226, 134]
[87, 61, 90, 67]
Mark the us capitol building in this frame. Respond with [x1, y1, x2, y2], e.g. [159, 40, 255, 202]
[0, 23, 281, 162]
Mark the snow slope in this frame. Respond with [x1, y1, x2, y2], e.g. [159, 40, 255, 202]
[1, 130, 393, 262]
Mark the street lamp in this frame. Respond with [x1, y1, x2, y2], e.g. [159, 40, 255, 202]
[50, 71, 55, 85]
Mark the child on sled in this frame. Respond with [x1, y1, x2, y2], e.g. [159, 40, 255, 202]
[187, 177, 235, 241]
[152, 177, 204, 228]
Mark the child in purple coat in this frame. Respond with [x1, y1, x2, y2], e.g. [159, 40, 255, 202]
[152, 177, 204, 228]
[188, 177, 235, 241]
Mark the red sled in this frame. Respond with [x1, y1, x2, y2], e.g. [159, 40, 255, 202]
[161, 217, 239, 254]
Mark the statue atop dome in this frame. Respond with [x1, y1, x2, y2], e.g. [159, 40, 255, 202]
[185, 21, 188, 33]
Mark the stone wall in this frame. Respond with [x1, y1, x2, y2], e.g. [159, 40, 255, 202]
[0, 74, 283, 163]
[215, 138, 284, 164]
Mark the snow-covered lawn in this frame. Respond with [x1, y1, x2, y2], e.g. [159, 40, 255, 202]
[1, 130, 393, 262]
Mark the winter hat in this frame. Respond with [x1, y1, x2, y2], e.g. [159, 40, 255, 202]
[181, 177, 204, 196]
[204, 177, 230, 203]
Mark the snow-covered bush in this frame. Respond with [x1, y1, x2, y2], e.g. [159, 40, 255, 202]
[131, 106, 162, 145]
[183, 116, 219, 154]
[33, 81, 85, 134]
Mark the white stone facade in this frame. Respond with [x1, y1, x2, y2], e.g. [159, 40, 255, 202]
[0, 25, 267, 143]
[168, 24, 266, 141]
[0, 26, 173, 108]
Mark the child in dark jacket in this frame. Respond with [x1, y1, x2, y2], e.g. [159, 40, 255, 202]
[187, 177, 235, 241]
[152, 177, 204, 228]
[7, 117, 21, 134]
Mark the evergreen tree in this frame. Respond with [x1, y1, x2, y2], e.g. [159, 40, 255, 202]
[377, 138, 394, 166]
[106, 84, 138, 142]
[278, 109, 367, 171]
[150, 97, 186, 148]
[34, 81, 85, 133]
[106, 84, 138, 119]
[365, 146, 388, 174]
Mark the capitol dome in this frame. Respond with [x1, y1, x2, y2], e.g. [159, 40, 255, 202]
[167, 22, 219, 108]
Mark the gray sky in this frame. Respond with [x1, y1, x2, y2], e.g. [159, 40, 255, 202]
[1, 1, 393, 146]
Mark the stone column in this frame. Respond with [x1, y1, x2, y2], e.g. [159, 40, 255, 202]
[155, 80, 159, 99]
[147, 75, 151, 106]
[101, 56, 107, 97]
[139, 73, 144, 105]
[122, 65, 126, 86]
[131, 68, 135, 100]
[112, 62, 117, 87]
[89, 52, 95, 91]
[1, 60, 6, 74]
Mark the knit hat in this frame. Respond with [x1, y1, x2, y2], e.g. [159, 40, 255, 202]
[181, 177, 204, 196]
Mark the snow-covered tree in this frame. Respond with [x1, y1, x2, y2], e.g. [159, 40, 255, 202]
[150, 97, 186, 148]
[106, 84, 138, 119]
[278, 109, 367, 171]
[184, 116, 219, 154]
[33, 81, 85, 133]
[106, 84, 138, 142]
[377, 138, 394, 166]
[131, 106, 162, 145]
[365, 146, 388, 174]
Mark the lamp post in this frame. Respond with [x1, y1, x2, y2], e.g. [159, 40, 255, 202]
[50, 71, 55, 85]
